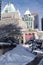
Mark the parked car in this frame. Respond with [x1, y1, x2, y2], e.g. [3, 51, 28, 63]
[34, 39, 42, 49]
[25, 38, 34, 45]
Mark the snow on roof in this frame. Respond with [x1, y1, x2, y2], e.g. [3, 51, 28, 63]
[0, 45, 35, 65]
[1, 2, 16, 14]
[24, 9, 31, 15]
[17, 9, 21, 16]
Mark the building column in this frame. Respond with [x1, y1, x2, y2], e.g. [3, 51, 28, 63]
[23, 33, 26, 44]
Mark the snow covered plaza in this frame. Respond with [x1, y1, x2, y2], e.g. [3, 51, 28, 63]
[0, 45, 43, 65]
[0, 45, 35, 65]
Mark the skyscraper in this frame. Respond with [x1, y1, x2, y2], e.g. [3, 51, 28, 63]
[41, 18, 43, 31]
[0, 0, 1, 20]
[22, 9, 34, 30]
[32, 13, 39, 29]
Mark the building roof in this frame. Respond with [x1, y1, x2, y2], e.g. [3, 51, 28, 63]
[24, 9, 31, 15]
[1, 2, 16, 14]
[17, 9, 21, 16]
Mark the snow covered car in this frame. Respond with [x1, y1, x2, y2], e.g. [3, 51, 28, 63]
[34, 39, 42, 49]
[32, 49, 43, 55]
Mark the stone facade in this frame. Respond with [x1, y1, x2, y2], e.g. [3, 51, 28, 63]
[0, 12, 27, 29]
[22, 10, 34, 30]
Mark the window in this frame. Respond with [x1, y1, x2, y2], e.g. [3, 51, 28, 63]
[27, 22, 29, 28]
[31, 18, 33, 21]
[29, 17, 30, 21]
[29, 22, 30, 25]
[5, 9, 8, 13]
[31, 22, 32, 28]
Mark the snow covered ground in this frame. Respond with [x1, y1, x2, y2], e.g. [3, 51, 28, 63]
[38, 59, 43, 65]
[0, 45, 35, 65]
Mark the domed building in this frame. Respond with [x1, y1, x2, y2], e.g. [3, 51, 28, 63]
[1, 2, 27, 29]
[1, 3, 43, 44]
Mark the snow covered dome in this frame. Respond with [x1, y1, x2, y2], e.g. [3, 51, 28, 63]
[1, 2, 16, 14]
[24, 9, 31, 15]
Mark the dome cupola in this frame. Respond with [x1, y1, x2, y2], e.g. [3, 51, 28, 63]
[2, 2, 16, 14]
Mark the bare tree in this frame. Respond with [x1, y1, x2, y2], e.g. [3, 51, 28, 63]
[0, 24, 22, 44]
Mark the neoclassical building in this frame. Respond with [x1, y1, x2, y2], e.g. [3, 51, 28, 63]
[1, 2, 27, 29]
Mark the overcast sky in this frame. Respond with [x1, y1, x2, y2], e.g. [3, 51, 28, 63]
[2, 0, 43, 30]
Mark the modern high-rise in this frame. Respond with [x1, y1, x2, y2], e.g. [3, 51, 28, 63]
[32, 13, 39, 29]
[41, 18, 43, 31]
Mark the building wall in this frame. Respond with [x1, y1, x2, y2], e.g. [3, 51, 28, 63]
[22, 29, 43, 43]
[0, 12, 27, 29]
[1, 12, 19, 25]
[32, 13, 39, 29]
[22, 14, 34, 30]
